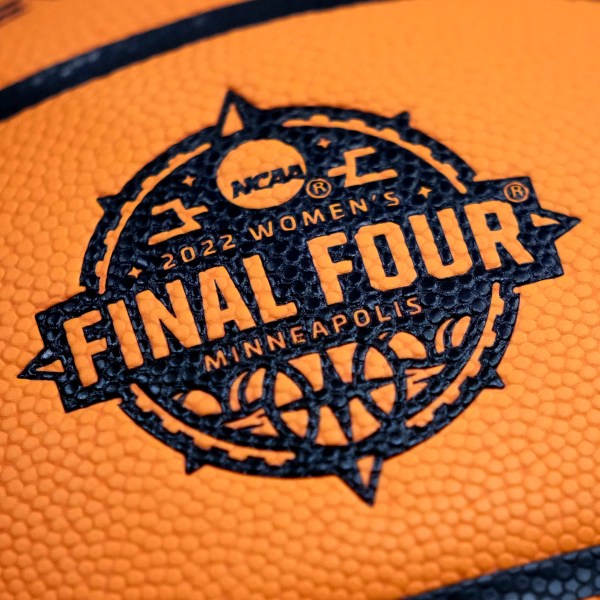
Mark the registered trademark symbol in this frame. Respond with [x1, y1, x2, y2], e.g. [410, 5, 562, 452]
[503, 182, 529, 202]
[306, 178, 332, 199]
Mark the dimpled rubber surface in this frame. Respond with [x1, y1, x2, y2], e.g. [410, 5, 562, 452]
[0, 1, 599, 599]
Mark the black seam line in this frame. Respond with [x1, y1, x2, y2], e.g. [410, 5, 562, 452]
[0, 0, 381, 122]
[0, 1, 23, 23]
[403, 543, 600, 600]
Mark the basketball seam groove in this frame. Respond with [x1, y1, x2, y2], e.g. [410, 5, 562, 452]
[404, 543, 600, 600]
[0, 0, 383, 122]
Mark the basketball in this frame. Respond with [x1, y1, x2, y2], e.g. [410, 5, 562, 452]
[1, 1, 599, 598]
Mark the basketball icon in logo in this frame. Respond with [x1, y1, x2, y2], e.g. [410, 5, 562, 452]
[21, 93, 578, 503]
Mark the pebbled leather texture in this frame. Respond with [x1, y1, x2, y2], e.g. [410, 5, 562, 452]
[0, 1, 599, 599]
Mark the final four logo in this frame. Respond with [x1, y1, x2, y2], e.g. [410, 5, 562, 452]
[22, 93, 578, 503]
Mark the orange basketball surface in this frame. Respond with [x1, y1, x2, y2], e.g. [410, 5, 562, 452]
[0, 1, 599, 599]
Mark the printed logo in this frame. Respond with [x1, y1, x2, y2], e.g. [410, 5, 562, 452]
[21, 93, 578, 503]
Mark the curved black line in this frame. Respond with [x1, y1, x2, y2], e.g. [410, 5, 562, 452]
[405, 543, 600, 600]
[0, 0, 378, 122]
